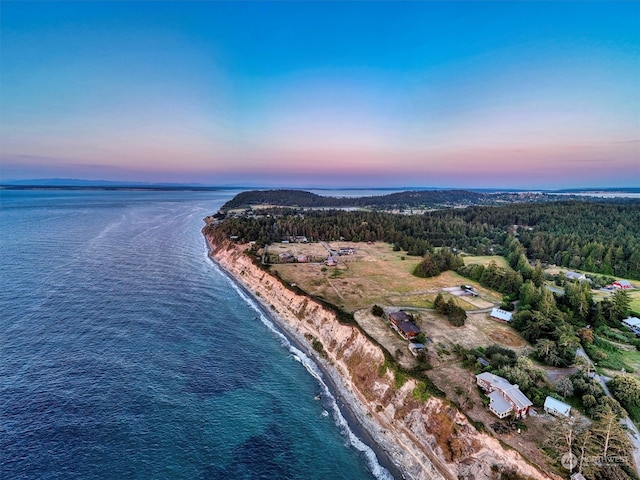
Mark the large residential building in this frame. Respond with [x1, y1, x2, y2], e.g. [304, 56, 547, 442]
[476, 372, 532, 419]
[388, 311, 421, 341]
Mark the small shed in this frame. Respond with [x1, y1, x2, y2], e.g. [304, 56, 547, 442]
[408, 343, 425, 356]
[544, 396, 571, 417]
[477, 357, 490, 368]
[490, 308, 513, 322]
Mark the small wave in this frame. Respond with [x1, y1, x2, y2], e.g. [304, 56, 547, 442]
[211, 263, 393, 480]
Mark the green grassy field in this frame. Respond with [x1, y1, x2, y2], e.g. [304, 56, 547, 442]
[461, 255, 509, 269]
[629, 290, 640, 314]
[621, 349, 640, 372]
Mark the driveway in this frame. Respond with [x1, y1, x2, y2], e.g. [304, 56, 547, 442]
[576, 347, 640, 475]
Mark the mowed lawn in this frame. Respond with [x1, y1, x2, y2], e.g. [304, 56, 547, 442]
[269, 242, 502, 312]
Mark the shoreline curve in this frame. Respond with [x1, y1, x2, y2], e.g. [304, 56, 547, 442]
[204, 237, 405, 480]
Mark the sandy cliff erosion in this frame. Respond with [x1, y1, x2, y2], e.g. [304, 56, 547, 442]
[206, 236, 558, 480]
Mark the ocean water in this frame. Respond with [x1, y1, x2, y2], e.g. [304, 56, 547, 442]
[0, 189, 391, 480]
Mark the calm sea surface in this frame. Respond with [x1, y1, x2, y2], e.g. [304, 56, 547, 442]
[0, 189, 390, 480]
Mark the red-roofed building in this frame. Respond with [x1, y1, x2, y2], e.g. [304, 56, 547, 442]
[613, 280, 633, 289]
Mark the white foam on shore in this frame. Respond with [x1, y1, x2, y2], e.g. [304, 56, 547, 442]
[208, 257, 393, 480]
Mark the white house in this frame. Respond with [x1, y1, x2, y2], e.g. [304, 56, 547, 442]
[564, 271, 585, 281]
[490, 308, 513, 322]
[544, 396, 571, 417]
[622, 317, 640, 336]
[476, 372, 532, 419]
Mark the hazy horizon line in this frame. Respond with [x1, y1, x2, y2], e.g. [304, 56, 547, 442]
[2, 178, 640, 194]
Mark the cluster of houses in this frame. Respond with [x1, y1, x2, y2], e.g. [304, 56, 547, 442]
[278, 252, 310, 263]
[562, 271, 635, 291]
[281, 236, 309, 244]
[324, 247, 356, 267]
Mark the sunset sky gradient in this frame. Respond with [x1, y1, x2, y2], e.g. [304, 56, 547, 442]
[2, 1, 639, 188]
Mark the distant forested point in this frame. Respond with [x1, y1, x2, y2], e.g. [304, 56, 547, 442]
[220, 189, 591, 211]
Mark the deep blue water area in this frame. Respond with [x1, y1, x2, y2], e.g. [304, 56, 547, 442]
[1, 189, 389, 480]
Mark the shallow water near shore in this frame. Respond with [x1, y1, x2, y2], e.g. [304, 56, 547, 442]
[1, 189, 389, 480]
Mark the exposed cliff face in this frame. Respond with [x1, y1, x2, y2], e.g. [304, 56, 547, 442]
[206, 237, 556, 480]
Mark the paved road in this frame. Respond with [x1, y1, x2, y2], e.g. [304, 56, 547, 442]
[576, 347, 640, 475]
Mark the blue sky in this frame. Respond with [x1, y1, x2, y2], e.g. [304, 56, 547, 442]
[1, 1, 639, 188]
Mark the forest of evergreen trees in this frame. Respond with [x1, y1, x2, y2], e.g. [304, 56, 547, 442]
[220, 188, 589, 211]
[206, 198, 640, 280]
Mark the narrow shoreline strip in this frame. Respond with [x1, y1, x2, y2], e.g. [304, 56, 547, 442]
[204, 238, 406, 480]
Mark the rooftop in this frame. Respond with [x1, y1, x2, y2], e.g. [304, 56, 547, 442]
[623, 317, 640, 327]
[488, 391, 512, 416]
[476, 372, 533, 409]
[544, 396, 571, 416]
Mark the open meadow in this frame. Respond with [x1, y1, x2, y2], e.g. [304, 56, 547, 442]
[267, 242, 502, 312]
[629, 289, 640, 314]
[461, 255, 509, 269]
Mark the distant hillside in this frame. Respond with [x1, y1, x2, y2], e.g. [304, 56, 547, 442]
[221, 189, 571, 211]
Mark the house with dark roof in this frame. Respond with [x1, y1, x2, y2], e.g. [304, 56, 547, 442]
[395, 321, 421, 341]
[388, 311, 411, 326]
[477, 357, 490, 368]
[388, 311, 421, 341]
[476, 372, 532, 419]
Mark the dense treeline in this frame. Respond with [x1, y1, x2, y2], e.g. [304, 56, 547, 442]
[207, 198, 640, 279]
[221, 189, 586, 211]
[431, 201, 640, 278]
[413, 249, 464, 278]
[433, 293, 467, 326]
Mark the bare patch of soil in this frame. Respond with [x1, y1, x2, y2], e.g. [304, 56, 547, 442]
[414, 311, 529, 353]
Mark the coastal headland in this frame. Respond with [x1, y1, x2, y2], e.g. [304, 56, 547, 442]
[203, 229, 557, 480]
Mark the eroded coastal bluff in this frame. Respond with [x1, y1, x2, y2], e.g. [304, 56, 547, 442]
[204, 232, 558, 480]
